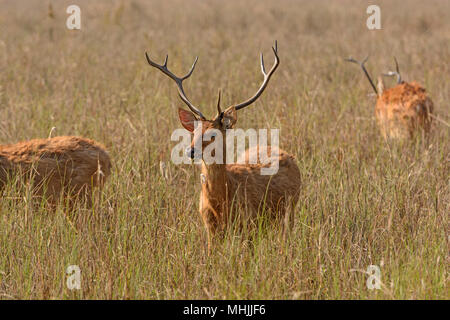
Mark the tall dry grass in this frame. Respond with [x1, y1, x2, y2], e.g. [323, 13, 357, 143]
[0, 0, 448, 299]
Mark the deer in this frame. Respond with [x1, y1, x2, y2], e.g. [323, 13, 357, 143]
[0, 135, 111, 205]
[145, 41, 301, 251]
[346, 56, 433, 139]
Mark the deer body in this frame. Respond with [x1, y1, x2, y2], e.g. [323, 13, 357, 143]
[199, 146, 301, 243]
[0, 136, 111, 203]
[376, 79, 433, 139]
[146, 41, 301, 250]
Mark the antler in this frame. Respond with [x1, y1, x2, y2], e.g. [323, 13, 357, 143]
[145, 52, 206, 120]
[235, 41, 280, 110]
[345, 55, 378, 95]
[216, 89, 222, 115]
[382, 56, 402, 84]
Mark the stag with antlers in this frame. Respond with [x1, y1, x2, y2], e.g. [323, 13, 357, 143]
[346, 56, 434, 139]
[146, 42, 301, 251]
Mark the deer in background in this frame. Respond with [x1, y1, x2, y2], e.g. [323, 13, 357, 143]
[346, 56, 433, 139]
[146, 42, 301, 251]
[0, 136, 111, 205]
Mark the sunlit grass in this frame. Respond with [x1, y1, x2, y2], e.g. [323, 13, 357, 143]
[0, 0, 448, 299]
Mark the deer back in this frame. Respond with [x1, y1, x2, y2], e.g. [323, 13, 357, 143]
[226, 146, 301, 217]
[0, 136, 111, 202]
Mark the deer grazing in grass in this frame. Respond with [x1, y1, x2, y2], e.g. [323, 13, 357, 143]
[0, 136, 111, 205]
[346, 56, 433, 139]
[146, 42, 301, 251]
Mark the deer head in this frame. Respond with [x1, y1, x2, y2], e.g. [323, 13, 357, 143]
[145, 41, 280, 160]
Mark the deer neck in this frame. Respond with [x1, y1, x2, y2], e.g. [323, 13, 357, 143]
[200, 138, 229, 216]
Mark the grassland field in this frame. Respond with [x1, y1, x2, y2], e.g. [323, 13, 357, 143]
[0, 0, 448, 299]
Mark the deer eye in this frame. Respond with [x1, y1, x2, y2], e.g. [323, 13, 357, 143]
[223, 118, 231, 128]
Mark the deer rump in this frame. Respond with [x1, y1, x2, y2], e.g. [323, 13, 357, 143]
[0, 136, 111, 203]
[376, 81, 434, 139]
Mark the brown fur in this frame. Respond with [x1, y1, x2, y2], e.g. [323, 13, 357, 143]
[375, 79, 433, 139]
[180, 107, 301, 251]
[0, 136, 111, 204]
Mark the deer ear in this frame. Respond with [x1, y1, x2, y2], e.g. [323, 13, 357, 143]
[222, 106, 237, 129]
[178, 108, 197, 132]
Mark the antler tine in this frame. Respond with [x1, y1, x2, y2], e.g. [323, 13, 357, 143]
[235, 41, 280, 111]
[382, 57, 403, 84]
[394, 56, 402, 84]
[183, 56, 199, 80]
[345, 55, 378, 95]
[216, 89, 222, 115]
[382, 71, 402, 84]
[145, 52, 206, 120]
[260, 53, 266, 75]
